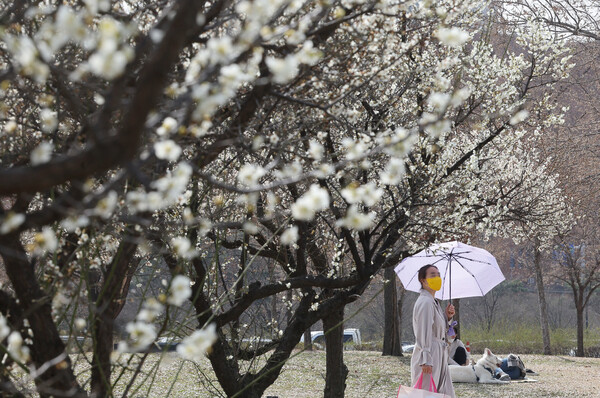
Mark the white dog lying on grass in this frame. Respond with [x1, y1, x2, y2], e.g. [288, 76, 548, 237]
[449, 348, 510, 384]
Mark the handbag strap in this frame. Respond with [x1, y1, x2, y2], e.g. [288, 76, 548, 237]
[428, 375, 438, 393]
[412, 372, 424, 389]
[400, 372, 439, 397]
[414, 372, 438, 392]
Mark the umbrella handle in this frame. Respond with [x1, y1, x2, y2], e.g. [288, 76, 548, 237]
[448, 257, 452, 303]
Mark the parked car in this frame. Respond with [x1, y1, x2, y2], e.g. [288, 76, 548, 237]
[402, 341, 415, 353]
[154, 336, 181, 352]
[299, 328, 362, 347]
[60, 336, 89, 353]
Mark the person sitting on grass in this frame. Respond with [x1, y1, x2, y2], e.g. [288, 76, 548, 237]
[447, 324, 469, 366]
[499, 354, 538, 380]
[446, 326, 514, 382]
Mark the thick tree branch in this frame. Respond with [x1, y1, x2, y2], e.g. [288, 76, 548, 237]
[0, 0, 208, 195]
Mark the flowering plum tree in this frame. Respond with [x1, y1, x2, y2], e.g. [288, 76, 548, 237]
[0, 0, 575, 397]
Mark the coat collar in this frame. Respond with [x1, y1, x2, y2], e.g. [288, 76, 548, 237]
[419, 288, 438, 302]
[419, 289, 445, 314]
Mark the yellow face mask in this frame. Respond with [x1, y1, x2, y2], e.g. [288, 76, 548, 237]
[426, 276, 442, 291]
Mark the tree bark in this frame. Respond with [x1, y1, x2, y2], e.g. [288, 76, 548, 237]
[0, 233, 87, 398]
[323, 306, 348, 398]
[533, 248, 552, 355]
[90, 237, 139, 398]
[304, 328, 313, 351]
[382, 266, 402, 356]
[452, 299, 460, 340]
[398, 284, 405, 344]
[285, 289, 293, 324]
[576, 294, 585, 357]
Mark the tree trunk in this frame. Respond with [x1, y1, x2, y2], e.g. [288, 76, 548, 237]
[0, 233, 87, 398]
[90, 238, 139, 397]
[323, 306, 348, 398]
[91, 314, 114, 398]
[286, 289, 293, 324]
[451, 299, 460, 340]
[304, 328, 313, 351]
[398, 284, 405, 345]
[576, 296, 585, 357]
[533, 248, 552, 355]
[382, 266, 402, 356]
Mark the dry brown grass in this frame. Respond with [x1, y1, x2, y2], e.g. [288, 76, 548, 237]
[262, 351, 600, 398]
[11, 350, 598, 397]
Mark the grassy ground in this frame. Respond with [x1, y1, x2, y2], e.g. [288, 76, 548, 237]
[11, 349, 598, 396]
[56, 350, 597, 397]
[262, 351, 600, 398]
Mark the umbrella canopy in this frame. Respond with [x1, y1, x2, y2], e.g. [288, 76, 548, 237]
[394, 241, 505, 300]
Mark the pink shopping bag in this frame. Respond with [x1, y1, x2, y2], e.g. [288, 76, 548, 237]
[397, 372, 450, 398]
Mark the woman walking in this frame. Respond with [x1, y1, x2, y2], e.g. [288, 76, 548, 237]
[411, 264, 456, 397]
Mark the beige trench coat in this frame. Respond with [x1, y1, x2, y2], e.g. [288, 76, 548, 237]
[410, 289, 456, 398]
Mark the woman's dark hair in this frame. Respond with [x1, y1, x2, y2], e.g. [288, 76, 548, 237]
[418, 264, 437, 286]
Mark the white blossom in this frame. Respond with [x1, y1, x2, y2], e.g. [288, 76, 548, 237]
[177, 323, 217, 361]
[427, 92, 451, 113]
[0, 314, 10, 341]
[85, 17, 135, 80]
[266, 55, 299, 84]
[510, 109, 529, 125]
[126, 190, 149, 213]
[336, 205, 375, 230]
[314, 163, 335, 178]
[243, 221, 259, 235]
[39, 108, 58, 132]
[154, 140, 182, 162]
[74, 318, 87, 331]
[94, 191, 118, 219]
[424, 118, 451, 138]
[31, 141, 54, 165]
[1, 212, 25, 234]
[450, 87, 472, 107]
[290, 199, 315, 221]
[436, 27, 470, 48]
[7, 331, 30, 363]
[60, 215, 90, 232]
[206, 36, 235, 64]
[170, 236, 198, 260]
[341, 183, 383, 207]
[157, 117, 178, 136]
[280, 225, 299, 245]
[88, 50, 129, 80]
[3, 120, 18, 135]
[4, 35, 50, 82]
[84, 0, 111, 14]
[167, 275, 192, 306]
[197, 218, 213, 237]
[342, 138, 369, 161]
[308, 140, 325, 160]
[291, 184, 330, 221]
[52, 291, 70, 310]
[275, 161, 303, 179]
[380, 158, 405, 185]
[30, 227, 58, 256]
[137, 298, 165, 322]
[237, 163, 266, 187]
[118, 321, 157, 352]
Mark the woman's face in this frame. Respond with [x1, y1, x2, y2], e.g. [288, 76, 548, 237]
[425, 266, 440, 280]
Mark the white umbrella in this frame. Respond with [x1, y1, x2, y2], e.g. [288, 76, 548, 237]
[394, 241, 505, 300]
